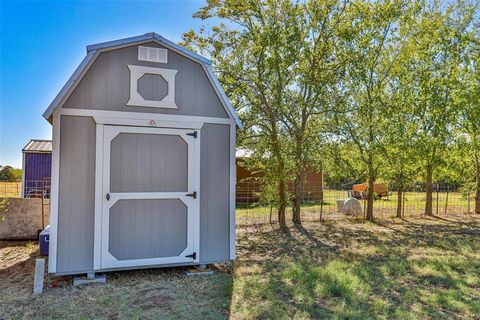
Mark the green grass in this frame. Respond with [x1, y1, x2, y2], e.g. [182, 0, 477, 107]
[1, 214, 479, 319]
[232, 214, 480, 319]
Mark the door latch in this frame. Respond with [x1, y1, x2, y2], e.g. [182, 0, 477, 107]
[106, 193, 110, 201]
[185, 252, 196, 259]
[186, 131, 197, 138]
[186, 191, 197, 199]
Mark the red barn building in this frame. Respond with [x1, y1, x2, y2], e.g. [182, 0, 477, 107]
[236, 150, 323, 204]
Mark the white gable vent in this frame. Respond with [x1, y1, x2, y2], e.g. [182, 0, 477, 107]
[138, 46, 168, 63]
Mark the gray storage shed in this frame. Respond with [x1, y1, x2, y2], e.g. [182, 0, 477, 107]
[43, 32, 242, 275]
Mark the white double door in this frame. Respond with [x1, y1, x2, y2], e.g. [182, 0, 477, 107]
[100, 125, 199, 269]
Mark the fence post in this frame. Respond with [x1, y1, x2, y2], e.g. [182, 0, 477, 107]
[468, 192, 471, 213]
[436, 183, 439, 215]
[363, 199, 366, 219]
[269, 202, 273, 225]
[319, 196, 323, 222]
[41, 183, 45, 229]
[444, 184, 449, 215]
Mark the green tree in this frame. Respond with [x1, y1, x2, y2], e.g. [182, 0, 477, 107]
[280, 0, 352, 224]
[0, 166, 17, 182]
[184, 0, 354, 225]
[334, 0, 409, 221]
[406, 0, 476, 215]
[457, 21, 480, 214]
[182, 0, 305, 227]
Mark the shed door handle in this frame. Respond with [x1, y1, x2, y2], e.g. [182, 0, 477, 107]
[106, 193, 110, 201]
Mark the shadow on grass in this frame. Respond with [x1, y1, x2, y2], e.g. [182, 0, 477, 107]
[2, 216, 479, 319]
[233, 215, 480, 319]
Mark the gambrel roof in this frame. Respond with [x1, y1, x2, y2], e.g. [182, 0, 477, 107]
[43, 32, 242, 127]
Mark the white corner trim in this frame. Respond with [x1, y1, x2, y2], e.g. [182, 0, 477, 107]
[127, 65, 178, 109]
[48, 110, 61, 273]
[93, 123, 104, 270]
[229, 124, 237, 260]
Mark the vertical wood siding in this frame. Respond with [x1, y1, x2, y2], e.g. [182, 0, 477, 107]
[200, 124, 230, 262]
[57, 116, 96, 273]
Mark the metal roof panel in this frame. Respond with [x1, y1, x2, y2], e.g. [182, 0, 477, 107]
[22, 140, 52, 153]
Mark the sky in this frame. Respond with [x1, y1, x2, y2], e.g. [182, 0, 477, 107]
[0, 0, 211, 168]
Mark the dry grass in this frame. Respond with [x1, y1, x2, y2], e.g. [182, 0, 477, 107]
[0, 182, 22, 198]
[1, 214, 479, 319]
[0, 244, 232, 320]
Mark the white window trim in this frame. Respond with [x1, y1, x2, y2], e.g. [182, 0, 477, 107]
[127, 65, 178, 109]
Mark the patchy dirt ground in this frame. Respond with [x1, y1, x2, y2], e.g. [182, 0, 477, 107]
[0, 242, 232, 320]
[1, 214, 479, 319]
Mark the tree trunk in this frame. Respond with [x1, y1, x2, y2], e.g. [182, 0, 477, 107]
[425, 164, 433, 216]
[292, 172, 302, 224]
[475, 153, 480, 215]
[366, 167, 375, 222]
[268, 115, 287, 228]
[396, 189, 403, 218]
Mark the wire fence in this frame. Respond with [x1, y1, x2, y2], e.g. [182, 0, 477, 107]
[0, 181, 22, 198]
[236, 182, 476, 227]
[0, 180, 51, 198]
[1, 180, 475, 228]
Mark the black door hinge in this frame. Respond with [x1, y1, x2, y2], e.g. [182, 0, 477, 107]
[186, 191, 197, 199]
[186, 131, 197, 138]
[185, 252, 196, 259]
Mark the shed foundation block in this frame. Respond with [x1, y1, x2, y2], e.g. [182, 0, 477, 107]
[73, 274, 106, 286]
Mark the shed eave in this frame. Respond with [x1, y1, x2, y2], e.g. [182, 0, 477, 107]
[86, 32, 212, 65]
[42, 50, 98, 122]
[204, 65, 243, 129]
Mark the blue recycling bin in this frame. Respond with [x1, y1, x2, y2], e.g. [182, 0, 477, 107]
[39, 225, 50, 256]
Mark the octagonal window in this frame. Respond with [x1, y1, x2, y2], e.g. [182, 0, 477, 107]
[137, 73, 169, 102]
